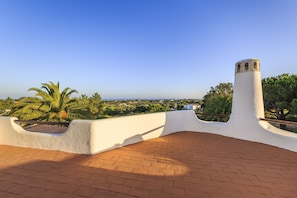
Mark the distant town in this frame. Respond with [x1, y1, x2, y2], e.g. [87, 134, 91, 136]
[0, 97, 202, 118]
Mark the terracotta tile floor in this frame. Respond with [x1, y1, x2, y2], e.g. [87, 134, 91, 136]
[1, 132, 297, 197]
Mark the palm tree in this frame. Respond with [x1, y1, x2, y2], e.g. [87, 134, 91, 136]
[12, 81, 87, 121]
[201, 82, 233, 121]
[202, 95, 232, 121]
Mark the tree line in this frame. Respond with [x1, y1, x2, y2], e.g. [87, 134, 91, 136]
[0, 81, 199, 121]
[1, 73, 297, 128]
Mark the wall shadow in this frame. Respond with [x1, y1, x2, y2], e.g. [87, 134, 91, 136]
[2, 132, 297, 197]
[113, 125, 165, 149]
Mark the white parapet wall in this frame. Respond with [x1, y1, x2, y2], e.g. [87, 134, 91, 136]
[0, 111, 203, 154]
[2, 58, 297, 154]
[0, 116, 93, 154]
[89, 112, 167, 154]
[1, 109, 297, 154]
[88, 109, 226, 154]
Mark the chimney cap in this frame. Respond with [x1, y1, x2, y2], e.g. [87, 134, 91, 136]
[235, 58, 259, 65]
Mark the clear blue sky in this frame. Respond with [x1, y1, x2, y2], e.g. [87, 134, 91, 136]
[1, 0, 297, 100]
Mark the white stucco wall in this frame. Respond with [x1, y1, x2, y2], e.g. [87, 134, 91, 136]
[0, 116, 92, 154]
[89, 112, 166, 154]
[1, 58, 297, 154]
[0, 111, 198, 154]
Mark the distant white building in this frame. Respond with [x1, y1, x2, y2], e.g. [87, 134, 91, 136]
[183, 104, 200, 110]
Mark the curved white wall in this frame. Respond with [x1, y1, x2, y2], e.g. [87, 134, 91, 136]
[215, 58, 297, 152]
[1, 58, 297, 154]
[0, 111, 201, 154]
[0, 116, 92, 154]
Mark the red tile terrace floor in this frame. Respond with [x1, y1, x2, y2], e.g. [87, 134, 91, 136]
[1, 132, 297, 198]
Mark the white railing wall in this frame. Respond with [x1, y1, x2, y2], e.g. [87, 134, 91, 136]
[2, 58, 297, 154]
[1, 110, 297, 154]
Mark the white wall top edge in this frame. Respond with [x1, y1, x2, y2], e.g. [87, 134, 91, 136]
[235, 58, 260, 64]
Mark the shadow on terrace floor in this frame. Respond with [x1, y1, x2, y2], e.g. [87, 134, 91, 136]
[1, 132, 297, 197]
